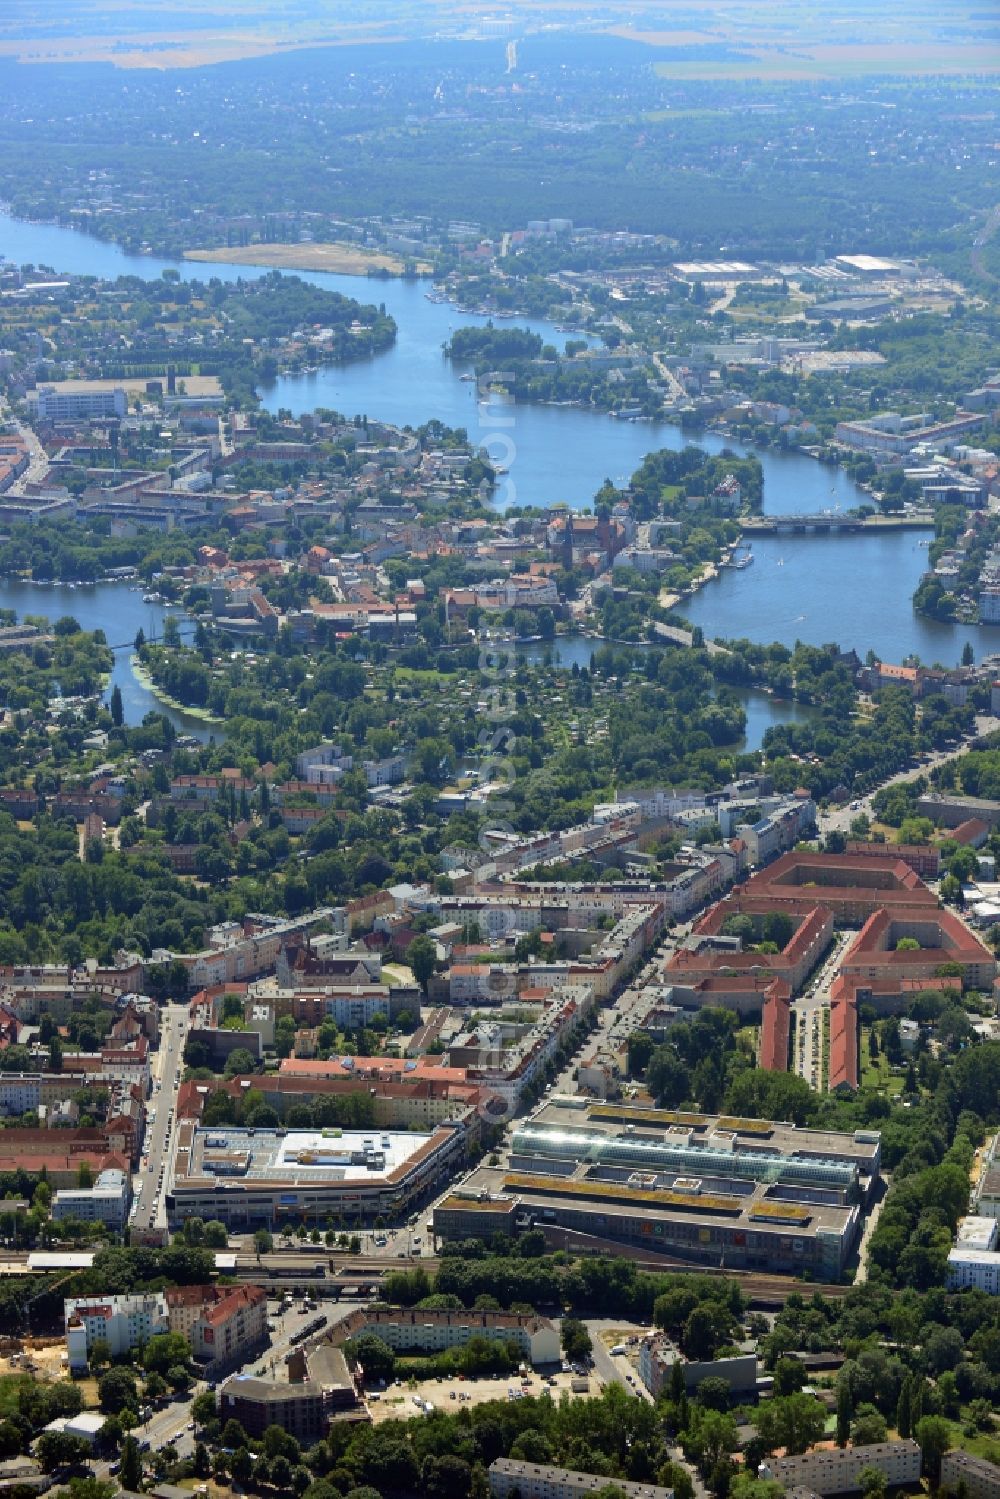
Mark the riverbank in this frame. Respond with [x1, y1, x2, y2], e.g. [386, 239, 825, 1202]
[130, 657, 225, 729]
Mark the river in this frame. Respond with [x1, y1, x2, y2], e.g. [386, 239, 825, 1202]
[2, 212, 990, 670]
[0, 578, 218, 743]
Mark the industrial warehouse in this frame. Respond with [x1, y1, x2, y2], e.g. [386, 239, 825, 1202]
[435, 1099, 882, 1278]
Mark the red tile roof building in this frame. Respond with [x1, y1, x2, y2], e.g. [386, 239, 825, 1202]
[844, 840, 941, 879]
[737, 850, 937, 924]
[840, 907, 995, 990]
[760, 986, 792, 1073]
[828, 979, 860, 1093]
[665, 896, 833, 993]
[165, 1283, 267, 1370]
[951, 818, 990, 848]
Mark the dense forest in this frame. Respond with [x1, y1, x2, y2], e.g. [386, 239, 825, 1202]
[0, 49, 995, 262]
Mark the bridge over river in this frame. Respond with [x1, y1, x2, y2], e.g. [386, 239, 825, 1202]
[742, 510, 934, 535]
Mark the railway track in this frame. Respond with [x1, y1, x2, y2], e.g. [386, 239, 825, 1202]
[9, 1247, 849, 1301]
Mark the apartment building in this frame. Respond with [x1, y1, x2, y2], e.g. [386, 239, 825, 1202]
[165, 1284, 267, 1374]
[52, 1166, 130, 1231]
[946, 1248, 1000, 1293]
[489, 1460, 674, 1499]
[977, 1168, 1000, 1220]
[940, 1451, 1000, 1499]
[332, 1307, 559, 1366]
[30, 385, 127, 421]
[767, 1441, 921, 1495]
[65, 1293, 168, 1370]
[638, 1334, 757, 1397]
[220, 1341, 359, 1441]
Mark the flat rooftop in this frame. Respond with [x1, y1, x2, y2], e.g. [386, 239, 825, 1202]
[188, 1126, 434, 1186]
[528, 1098, 881, 1169]
[442, 1098, 878, 1250]
[455, 1161, 859, 1246]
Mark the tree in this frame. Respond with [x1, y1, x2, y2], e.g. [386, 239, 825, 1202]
[851, 1406, 887, 1446]
[424, 1454, 474, 1499]
[755, 1394, 827, 1455]
[922, 1324, 964, 1375]
[682, 1303, 731, 1361]
[697, 1377, 733, 1412]
[895, 1378, 912, 1439]
[98, 1366, 138, 1414]
[262, 1424, 301, 1463]
[66, 1482, 115, 1499]
[647, 1048, 690, 1108]
[682, 1408, 738, 1479]
[110, 685, 124, 727]
[270, 1457, 294, 1491]
[561, 1317, 592, 1362]
[88, 1337, 112, 1371]
[224, 1047, 257, 1078]
[857, 1467, 886, 1499]
[406, 934, 437, 992]
[202, 1219, 228, 1248]
[773, 1357, 806, 1397]
[222, 1419, 249, 1450]
[231, 1449, 254, 1486]
[915, 1415, 951, 1484]
[143, 1332, 190, 1376]
[120, 1435, 143, 1493]
[344, 1334, 395, 1381]
[36, 1431, 91, 1472]
[192, 1392, 219, 1427]
[254, 1227, 273, 1257]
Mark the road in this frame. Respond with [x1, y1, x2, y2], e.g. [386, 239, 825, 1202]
[652, 351, 688, 407]
[791, 931, 846, 1092]
[818, 717, 1000, 837]
[131, 1002, 189, 1235]
[0, 403, 50, 493]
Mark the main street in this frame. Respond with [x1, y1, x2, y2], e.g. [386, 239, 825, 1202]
[818, 715, 1000, 837]
[131, 1001, 189, 1236]
[0, 401, 50, 493]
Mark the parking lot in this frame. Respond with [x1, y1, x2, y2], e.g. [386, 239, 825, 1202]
[366, 1365, 603, 1422]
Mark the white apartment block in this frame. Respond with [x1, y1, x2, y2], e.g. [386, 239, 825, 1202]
[52, 1167, 130, 1231]
[340, 1308, 558, 1366]
[768, 1441, 921, 1495]
[947, 1248, 1000, 1293]
[31, 386, 127, 422]
[977, 1164, 1000, 1220]
[940, 1450, 1000, 1499]
[489, 1460, 674, 1499]
[65, 1292, 168, 1371]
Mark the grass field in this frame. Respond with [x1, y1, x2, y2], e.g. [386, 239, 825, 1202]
[43, 375, 222, 398]
[184, 243, 431, 277]
[859, 1027, 905, 1095]
[1, 0, 997, 75]
[651, 43, 1000, 80]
